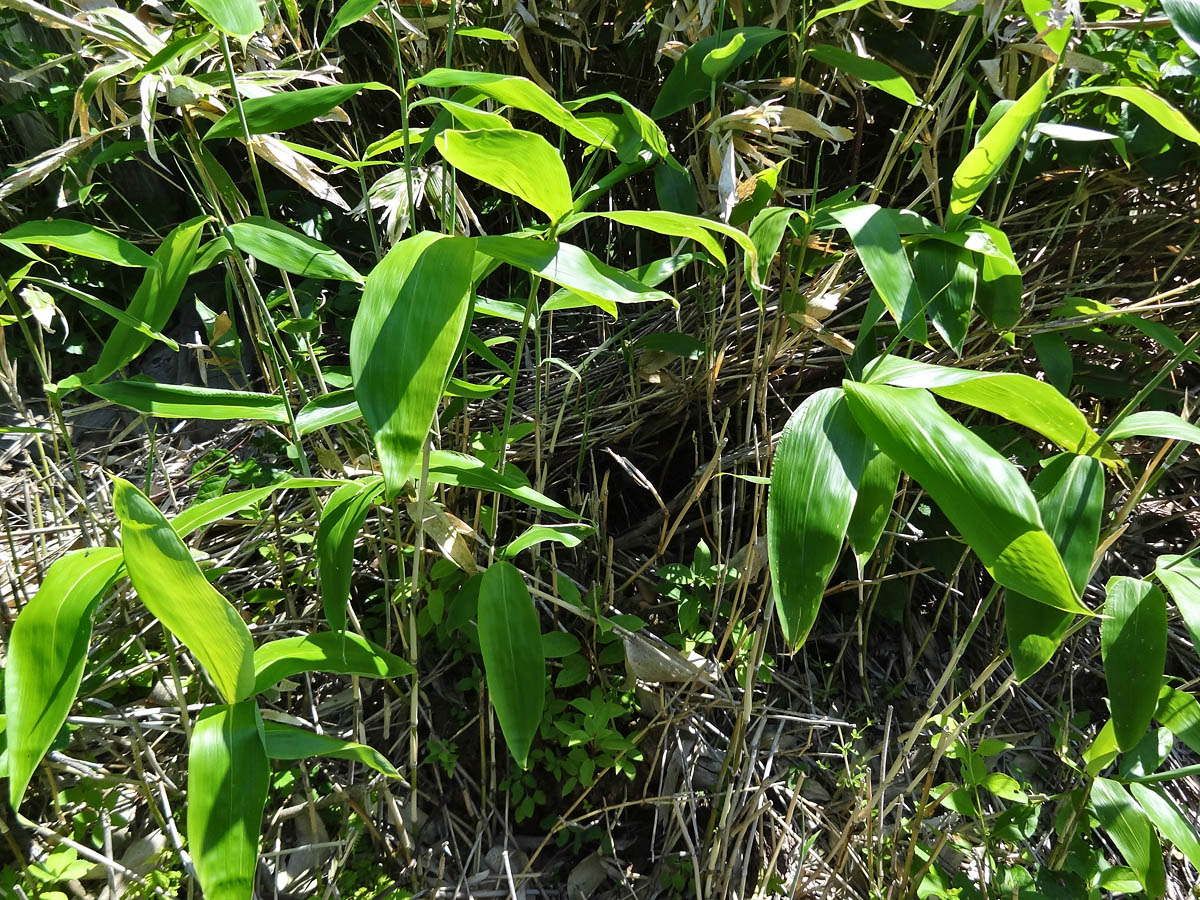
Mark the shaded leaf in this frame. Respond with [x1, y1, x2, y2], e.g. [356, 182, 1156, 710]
[846, 444, 899, 573]
[1154, 554, 1200, 655]
[319, 479, 385, 633]
[910, 239, 976, 354]
[226, 217, 362, 282]
[809, 45, 921, 106]
[1091, 778, 1166, 897]
[651, 28, 786, 119]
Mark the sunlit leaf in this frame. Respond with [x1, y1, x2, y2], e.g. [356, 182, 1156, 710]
[477, 562, 545, 768]
[1164, 0, 1200, 55]
[843, 383, 1085, 613]
[188, 701, 269, 900]
[253, 632, 413, 695]
[1091, 778, 1166, 897]
[809, 45, 921, 106]
[295, 388, 361, 435]
[113, 478, 255, 704]
[1154, 555, 1200, 656]
[85, 379, 290, 423]
[5, 548, 124, 809]
[1129, 783, 1200, 871]
[1107, 411, 1200, 445]
[206, 83, 390, 140]
[1059, 85, 1200, 146]
[502, 523, 593, 558]
[350, 232, 475, 495]
[768, 388, 869, 647]
[437, 129, 573, 222]
[320, 0, 380, 47]
[261, 721, 400, 776]
[1102, 576, 1167, 751]
[846, 443, 899, 574]
[426, 450, 579, 519]
[0, 219, 154, 267]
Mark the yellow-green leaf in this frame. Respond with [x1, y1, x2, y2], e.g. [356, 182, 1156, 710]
[261, 721, 400, 777]
[1102, 576, 1167, 752]
[226, 217, 362, 282]
[113, 478, 255, 703]
[252, 632, 413, 695]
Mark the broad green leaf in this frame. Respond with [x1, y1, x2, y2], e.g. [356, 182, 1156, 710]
[58, 216, 206, 392]
[651, 28, 786, 119]
[477, 562, 545, 768]
[320, 0, 380, 47]
[476, 236, 671, 318]
[0, 219, 154, 267]
[436, 129, 573, 222]
[843, 383, 1085, 613]
[702, 32, 748, 80]
[1164, 0, 1200, 56]
[862, 355, 1116, 462]
[1156, 687, 1200, 756]
[456, 26, 515, 41]
[565, 210, 759, 275]
[1107, 411, 1200, 445]
[910, 239, 975, 354]
[5, 548, 124, 809]
[170, 478, 345, 538]
[226, 217, 362, 282]
[410, 69, 610, 148]
[969, 220, 1022, 329]
[206, 83, 389, 140]
[188, 701, 269, 900]
[1007, 454, 1103, 681]
[1129, 783, 1200, 870]
[85, 379, 290, 423]
[419, 98, 514, 132]
[1032, 331, 1073, 394]
[350, 232, 475, 495]
[1022, 0, 1072, 55]
[295, 388, 361, 435]
[1091, 778, 1166, 897]
[113, 478, 255, 703]
[808, 45, 920, 106]
[503, 523, 593, 558]
[1059, 86, 1200, 146]
[542, 631, 581, 658]
[846, 444, 899, 573]
[1102, 577, 1167, 752]
[261, 721, 399, 776]
[810, 0, 957, 23]
[827, 203, 926, 342]
[318, 479, 385, 633]
[426, 449, 579, 519]
[562, 92, 670, 159]
[252, 632, 413, 694]
[1084, 719, 1120, 776]
[768, 388, 869, 647]
[1154, 555, 1200, 659]
[745, 206, 801, 305]
[947, 70, 1054, 229]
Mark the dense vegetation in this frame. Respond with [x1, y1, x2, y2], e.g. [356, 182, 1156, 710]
[2, 0, 1200, 897]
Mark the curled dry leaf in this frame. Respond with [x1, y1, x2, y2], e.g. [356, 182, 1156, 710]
[406, 500, 478, 574]
[777, 106, 853, 142]
[249, 135, 350, 210]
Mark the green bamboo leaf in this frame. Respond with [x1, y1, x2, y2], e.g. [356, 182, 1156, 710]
[1164, 0, 1200, 55]
[1154, 555, 1200, 655]
[456, 25, 515, 41]
[567, 210, 759, 275]
[226, 217, 362, 282]
[188, 701, 269, 900]
[318, 479, 385, 633]
[1059, 85, 1200, 145]
[863, 355, 1117, 462]
[320, 0, 380, 47]
[170, 478, 346, 537]
[910, 239, 976, 354]
[502, 523, 593, 558]
[253, 632, 413, 695]
[417, 98, 515, 132]
[827, 203, 926, 342]
[436, 129, 572, 222]
[702, 32, 748, 80]
[85, 379, 290, 423]
[296, 388, 361, 435]
[476, 236, 671, 318]
[206, 83, 390, 140]
[947, 70, 1054, 229]
[846, 444, 899, 574]
[1102, 577, 1168, 752]
[843, 383, 1085, 613]
[5, 548, 124, 809]
[767, 388, 869, 647]
[1107, 411, 1200, 445]
[0, 219, 155, 267]
[1006, 454, 1104, 681]
[478, 562, 545, 768]
[745, 206, 801, 305]
[811, 0, 957, 24]
[969, 220, 1022, 329]
[562, 92, 669, 159]
[650, 27, 786, 119]
[350, 232, 475, 495]
[808, 45, 921, 106]
[1156, 687, 1200, 756]
[25, 279, 180, 360]
[58, 216, 207, 392]
[261, 721, 399, 776]
[1129, 783, 1200, 870]
[1091, 778, 1167, 898]
[426, 450, 579, 519]
[113, 478, 255, 704]
[410, 69, 611, 148]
